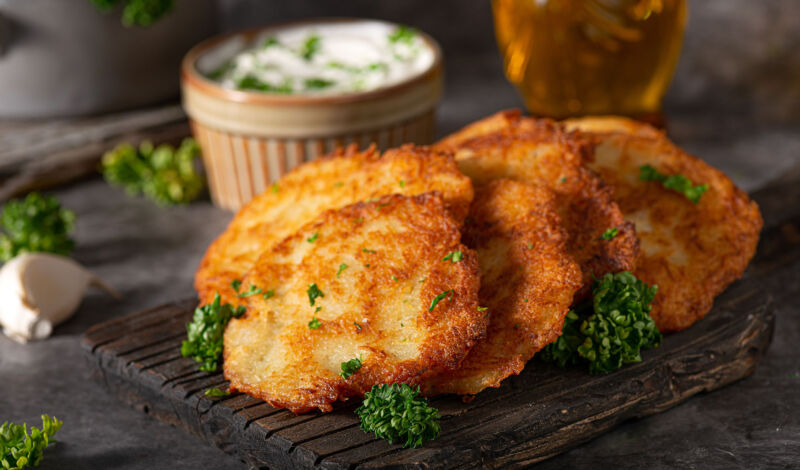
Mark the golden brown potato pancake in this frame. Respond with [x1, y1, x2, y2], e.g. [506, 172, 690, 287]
[425, 180, 582, 395]
[223, 193, 484, 413]
[195, 144, 473, 306]
[564, 117, 763, 331]
[435, 110, 638, 300]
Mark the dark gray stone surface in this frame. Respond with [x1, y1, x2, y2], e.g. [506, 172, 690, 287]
[1, 1, 799, 469]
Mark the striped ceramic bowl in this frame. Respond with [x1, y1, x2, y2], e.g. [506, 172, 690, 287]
[180, 19, 443, 211]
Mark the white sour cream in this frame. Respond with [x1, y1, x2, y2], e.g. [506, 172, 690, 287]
[202, 21, 435, 96]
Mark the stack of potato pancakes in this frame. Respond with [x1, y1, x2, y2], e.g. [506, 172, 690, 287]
[195, 111, 762, 413]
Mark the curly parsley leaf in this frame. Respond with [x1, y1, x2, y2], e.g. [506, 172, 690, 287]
[300, 34, 321, 60]
[639, 164, 708, 204]
[308, 316, 321, 330]
[0, 414, 62, 470]
[388, 25, 417, 44]
[336, 263, 348, 277]
[540, 271, 661, 374]
[339, 357, 362, 379]
[181, 294, 246, 372]
[600, 227, 619, 240]
[0, 192, 76, 262]
[204, 388, 230, 398]
[237, 284, 262, 298]
[102, 138, 204, 205]
[307, 283, 324, 306]
[442, 250, 463, 263]
[88, 0, 174, 27]
[356, 383, 440, 448]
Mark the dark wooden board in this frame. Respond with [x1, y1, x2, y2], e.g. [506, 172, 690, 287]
[81, 261, 775, 470]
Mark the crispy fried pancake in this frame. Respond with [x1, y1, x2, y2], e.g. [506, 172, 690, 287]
[195, 145, 473, 306]
[435, 110, 638, 300]
[564, 117, 763, 331]
[425, 180, 581, 395]
[223, 193, 484, 413]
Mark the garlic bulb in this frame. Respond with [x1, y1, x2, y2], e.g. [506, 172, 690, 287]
[0, 253, 118, 343]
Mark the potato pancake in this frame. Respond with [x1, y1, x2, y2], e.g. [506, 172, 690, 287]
[564, 117, 763, 331]
[195, 145, 473, 306]
[223, 193, 484, 413]
[435, 110, 638, 300]
[425, 180, 582, 396]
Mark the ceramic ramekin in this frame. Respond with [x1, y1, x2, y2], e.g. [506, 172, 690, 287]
[181, 19, 444, 211]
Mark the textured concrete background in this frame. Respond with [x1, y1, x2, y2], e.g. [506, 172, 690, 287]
[1, 1, 799, 469]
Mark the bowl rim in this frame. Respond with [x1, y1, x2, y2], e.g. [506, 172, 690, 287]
[181, 17, 444, 107]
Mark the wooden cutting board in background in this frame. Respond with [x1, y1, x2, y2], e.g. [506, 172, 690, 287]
[81, 272, 773, 469]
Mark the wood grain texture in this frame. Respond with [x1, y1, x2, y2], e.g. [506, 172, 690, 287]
[81, 265, 774, 470]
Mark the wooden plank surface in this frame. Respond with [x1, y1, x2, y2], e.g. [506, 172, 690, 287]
[81, 260, 775, 469]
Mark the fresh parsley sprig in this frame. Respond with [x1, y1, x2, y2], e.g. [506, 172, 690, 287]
[340, 357, 363, 379]
[541, 271, 661, 374]
[0, 415, 62, 470]
[181, 294, 246, 372]
[639, 164, 708, 204]
[101, 138, 204, 205]
[88, 0, 174, 27]
[600, 227, 619, 240]
[356, 383, 440, 448]
[0, 192, 76, 262]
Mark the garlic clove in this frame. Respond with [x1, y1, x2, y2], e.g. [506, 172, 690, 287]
[0, 253, 117, 342]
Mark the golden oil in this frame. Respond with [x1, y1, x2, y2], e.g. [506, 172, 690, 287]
[492, 0, 687, 119]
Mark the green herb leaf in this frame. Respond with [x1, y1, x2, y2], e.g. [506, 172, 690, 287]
[235, 76, 293, 94]
[0, 414, 62, 469]
[204, 388, 230, 398]
[181, 294, 246, 372]
[441, 250, 463, 263]
[305, 78, 335, 90]
[237, 284, 262, 298]
[477, 306, 488, 312]
[336, 263, 349, 277]
[308, 316, 322, 330]
[428, 290, 454, 311]
[339, 357, 363, 379]
[262, 36, 279, 48]
[356, 383, 440, 448]
[540, 271, 661, 374]
[362, 248, 376, 254]
[230, 279, 242, 293]
[0, 192, 75, 262]
[307, 232, 319, 243]
[639, 164, 709, 203]
[354, 322, 362, 330]
[101, 138, 204, 205]
[300, 34, 321, 60]
[307, 283, 324, 306]
[388, 25, 417, 44]
[600, 227, 619, 240]
[263, 289, 275, 300]
[271, 183, 280, 194]
[398, 180, 406, 188]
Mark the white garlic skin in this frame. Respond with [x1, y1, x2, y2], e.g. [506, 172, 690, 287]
[0, 253, 116, 343]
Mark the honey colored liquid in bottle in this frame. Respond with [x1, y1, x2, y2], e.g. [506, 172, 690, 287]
[492, 0, 687, 120]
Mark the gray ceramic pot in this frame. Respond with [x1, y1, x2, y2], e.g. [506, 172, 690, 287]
[0, 0, 218, 118]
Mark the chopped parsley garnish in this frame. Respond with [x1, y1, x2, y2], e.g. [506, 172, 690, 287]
[388, 25, 417, 44]
[600, 227, 619, 240]
[305, 78, 335, 90]
[428, 290, 454, 311]
[271, 183, 280, 193]
[362, 248, 376, 254]
[356, 383, 440, 448]
[0, 414, 62, 469]
[398, 180, 406, 188]
[442, 250, 463, 263]
[307, 232, 319, 243]
[527, 242, 534, 249]
[230, 279, 242, 293]
[639, 164, 708, 203]
[308, 316, 322, 329]
[300, 34, 321, 60]
[262, 36, 279, 48]
[334, 181, 344, 188]
[337, 263, 349, 277]
[263, 289, 275, 300]
[307, 283, 324, 306]
[354, 322, 362, 330]
[181, 294, 246, 372]
[0, 192, 76, 262]
[392, 275, 399, 282]
[354, 217, 364, 223]
[559, 176, 568, 183]
[340, 357, 363, 379]
[236, 76, 293, 94]
[540, 271, 661, 374]
[477, 306, 488, 312]
[204, 387, 230, 398]
[237, 284, 262, 298]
